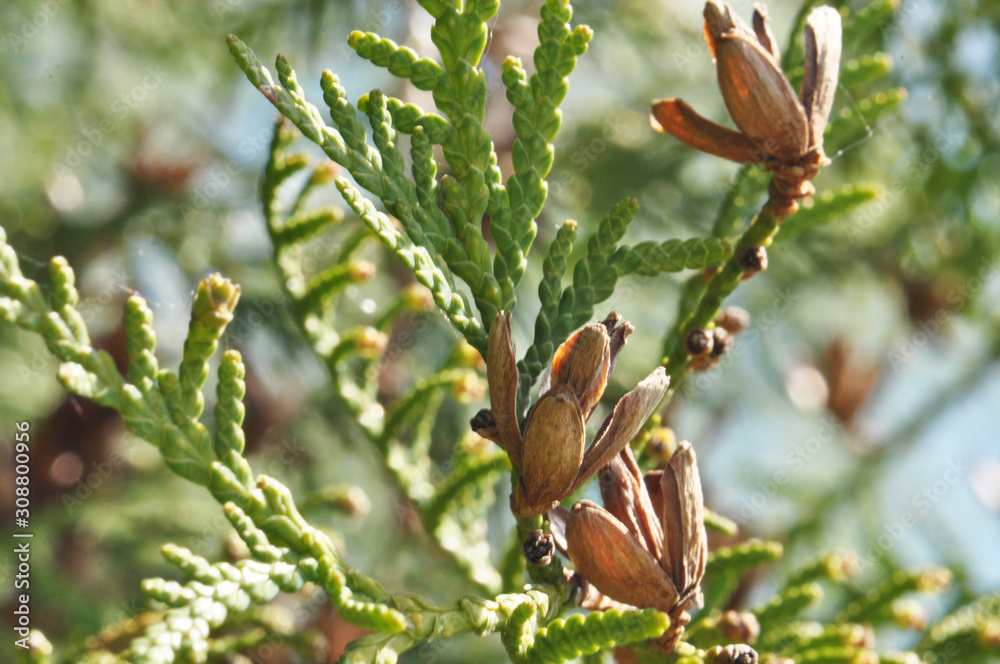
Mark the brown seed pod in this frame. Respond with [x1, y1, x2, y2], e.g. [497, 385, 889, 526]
[706, 1, 809, 165]
[546, 323, 611, 421]
[486, 313, 523, 465]
[515, 387, 586, 517]
[565, 500, 680, 612]
[659, 443, 708, 607]
[486, 312, 668, 519]
[651, 2, 842, 209]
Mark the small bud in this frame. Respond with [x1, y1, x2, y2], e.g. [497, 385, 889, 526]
[710, 327, 734, 359]
[311, 160, 339, 184]
[451, 371, 486, 403]
[979, 621, 1000, 648]
[825, 551, 862, 581]
[917, 567, 952, 592]
[853, 625, 875, 648]
[854, 651, 880, 664]
[522, 529, 555, 567]
[718, 610, 760, 644]
[685, 327, 714, 357]
[402, 284, 434, 311]
[892, 599, 927, 631]
[260, 84, 278, 103]
[646, 427, 678, 464]
[710, 644, 758, 664]
[737, 245, 768, 278]
[717, 306, 751, 333]
[314, 484, 371, 517]
[881, 654, 920, 664]
[354, 327, 387, 354]
[455, 340, 485, 369]
[469, 409, 498, 442]
[194, 273, 241, 325]
[347, 260, 376, 283]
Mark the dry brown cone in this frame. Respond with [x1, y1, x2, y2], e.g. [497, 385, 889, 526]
[651, 2, 842, 215]
[472, 312, 669, 518]
[557, 442, 708, 654]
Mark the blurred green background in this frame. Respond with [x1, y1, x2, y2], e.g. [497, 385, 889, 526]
[1, 0, 998, 661]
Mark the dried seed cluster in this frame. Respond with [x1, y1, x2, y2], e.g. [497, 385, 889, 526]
[686, 306, 752, 372]
[552, 443, 709, 653]
[473, 312, 669, 518]
[651, 1, 842, 213]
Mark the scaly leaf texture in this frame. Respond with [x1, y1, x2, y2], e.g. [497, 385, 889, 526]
[347, 31, 444, 91]
[0, 230, 435, 658]
[838, 568, 952, 625]
[424, 0, 499, 278]
[516, 219, 576, 406]
[612, 237, 732, 277]
[516, 196, 637, 404]
[130, 546, 307, 664]
[782, 551, 862, 589]
[1, 229, 580, 664]
[781, 622, 875, 653]
[918, 592, 1000, 663]
[259, 122, 508, 595]
[348, 3, 505, 322]
[825, 88, 906, 150]
[776, 184, 881, 242]
[753, 583, 824, 639]
[226, 36, 487, 350]
[335, 175, 485, 349]
[490, 0, 593, 310]
[514, 609, 670, 664]
[423, 444, 510, 592]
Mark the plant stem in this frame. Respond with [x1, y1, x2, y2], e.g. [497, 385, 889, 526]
[659, 195, 788, 391]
